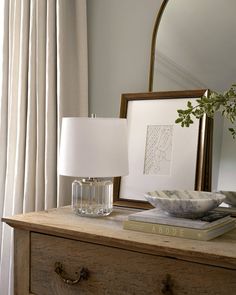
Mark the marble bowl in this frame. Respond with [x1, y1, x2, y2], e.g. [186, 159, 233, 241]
[218, 191, 236, 207]
[144, 190, 225, 218]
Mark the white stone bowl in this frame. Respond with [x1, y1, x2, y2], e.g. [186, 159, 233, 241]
[219, 191, 236, 207]
[144, 190, 225, 218]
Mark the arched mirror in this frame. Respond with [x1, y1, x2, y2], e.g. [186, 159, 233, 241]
[149, 0, 236, 193]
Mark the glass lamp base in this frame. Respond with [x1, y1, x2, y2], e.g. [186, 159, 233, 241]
[72, 178, 113, 217]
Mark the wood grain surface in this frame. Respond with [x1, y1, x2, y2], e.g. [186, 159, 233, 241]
[3, 206, 236, 270]
[31, 232, 236, 295]
[14, 229, 30, 295]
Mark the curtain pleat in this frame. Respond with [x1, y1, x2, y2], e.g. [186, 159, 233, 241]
[0, 0, 9, 255]
[23, 0, 36, 213]
[45, 0, 57, 210]
[35, 0, 46, 211]
[0, 1, 22, 293]
[4, 0, 20, 216]
[13, 0, 30, 214]
[0, 0, 88, 293]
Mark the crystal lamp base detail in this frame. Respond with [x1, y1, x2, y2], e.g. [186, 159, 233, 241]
[72, 178, 113, 217]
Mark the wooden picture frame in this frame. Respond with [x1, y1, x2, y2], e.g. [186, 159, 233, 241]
[113, 90, 212, 209]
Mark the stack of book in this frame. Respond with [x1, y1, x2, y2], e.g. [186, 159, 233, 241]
[123, 209, 235, 241]
[214, 203, 236, 217]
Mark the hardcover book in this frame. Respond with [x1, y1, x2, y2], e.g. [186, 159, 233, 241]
[123, 219, 235, 241]
[214, 203, 236, 217]
[128, 208, 231, 229]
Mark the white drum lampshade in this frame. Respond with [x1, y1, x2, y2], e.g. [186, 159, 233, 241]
[59, 117, 129, 217]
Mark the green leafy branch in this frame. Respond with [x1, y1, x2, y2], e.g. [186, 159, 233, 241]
[175, 85, 236, 138]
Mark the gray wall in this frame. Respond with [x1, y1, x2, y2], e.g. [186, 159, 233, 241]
[87, 0, 162, 117]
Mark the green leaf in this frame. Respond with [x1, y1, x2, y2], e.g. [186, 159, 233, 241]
[187, 101, 192, 108]
[176, 84, 236, 138]
[175, 118, 183, 124]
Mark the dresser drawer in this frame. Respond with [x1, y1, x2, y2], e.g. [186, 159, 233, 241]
[30, 232, 236, 295]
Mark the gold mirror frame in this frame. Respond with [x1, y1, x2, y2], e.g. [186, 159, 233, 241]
[148, 0, 169, 92]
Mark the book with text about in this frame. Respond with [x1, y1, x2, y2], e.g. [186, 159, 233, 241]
[128, 208, 232, 230]
[123, 219, 235, 241]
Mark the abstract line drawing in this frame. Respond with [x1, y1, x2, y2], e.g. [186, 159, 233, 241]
[144, 125, 173, 175]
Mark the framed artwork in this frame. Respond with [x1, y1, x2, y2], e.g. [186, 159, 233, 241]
[113, 90, 212, 209]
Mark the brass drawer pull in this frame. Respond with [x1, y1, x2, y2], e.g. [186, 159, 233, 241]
[161, 274, 174, 295]
[54, 262, 89, 285]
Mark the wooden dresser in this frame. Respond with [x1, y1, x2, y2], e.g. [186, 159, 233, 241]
[3, 207, 236, 295]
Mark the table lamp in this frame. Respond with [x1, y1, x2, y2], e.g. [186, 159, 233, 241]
[59, 117, 128, 217]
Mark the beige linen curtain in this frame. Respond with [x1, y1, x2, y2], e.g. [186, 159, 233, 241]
[0, 0, 88, 294]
